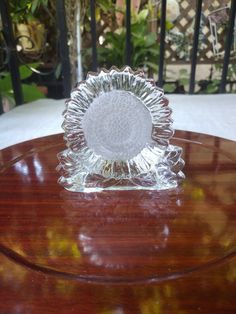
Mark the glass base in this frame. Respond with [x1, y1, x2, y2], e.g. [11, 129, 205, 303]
[57, 144, 185, 192]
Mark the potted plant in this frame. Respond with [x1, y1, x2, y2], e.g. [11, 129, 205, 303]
[9, 0, 48, 56]
[98, 8, 160, 75]
[0, 63, 46, 112]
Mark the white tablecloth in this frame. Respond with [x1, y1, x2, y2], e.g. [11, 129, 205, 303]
[0, 94, 235, 150]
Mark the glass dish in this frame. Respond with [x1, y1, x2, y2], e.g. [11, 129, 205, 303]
[57, 66, 184, 192]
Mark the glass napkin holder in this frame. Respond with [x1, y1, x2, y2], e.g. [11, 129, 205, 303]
[57, 67, 184, 192]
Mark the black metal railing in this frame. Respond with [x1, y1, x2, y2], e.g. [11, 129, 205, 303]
[56, 0, 71, 97]
[0, 0, 235, 113]
[125, 0, 131, 66]
[90, 0, 98, 72]
[0, 0, 71, 111]
[189, 0, 203, 94]
[219, 0, 236, 93]
[0, 0, 23, 106]
[158, 0, 166, 87]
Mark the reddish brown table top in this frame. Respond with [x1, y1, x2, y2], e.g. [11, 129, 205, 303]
[0, 131, 236, 313]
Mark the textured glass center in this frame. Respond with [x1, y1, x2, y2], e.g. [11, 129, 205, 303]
[82, 90, 152, 160]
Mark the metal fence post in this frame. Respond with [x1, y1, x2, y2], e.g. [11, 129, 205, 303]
[189, 0, 203, 94]
[158, 0, 166, 88]
[219, 0, 236, 93]
[125, 0, 131, 66]
[56, 0, 71, 97]
[90, 0, 98, 72]
[0, 94, 3, 114]
[0, 0, 23, 106]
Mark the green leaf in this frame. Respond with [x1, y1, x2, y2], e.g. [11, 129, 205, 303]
[131, 23, 146, 36]
[19, 63, 39, 80]
[31, 2, 37, 13]
[179, 78, 189, 86]
[21, 83, 45, 103]
[144, 33, 157, 47]
[164, 83, 175, 93]
[147, 48, 159, 56]
[133, 49, 148, 65]
[98, 3, 108, 12]
[212, 79, 220, 84]
[98, 0, 115, 13]
[144, 61, 159, 72]
[166, 20, 174, 31]
[206, 83, 219, 94]
[132, 36, 145, 47]
[0, 74, 12, 93]
[31, 0, 40, 13]
[215, 63, 222, 70]
[137, 9, 149, 22]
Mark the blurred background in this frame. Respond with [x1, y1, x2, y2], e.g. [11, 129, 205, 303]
[0, 0, 235, 112]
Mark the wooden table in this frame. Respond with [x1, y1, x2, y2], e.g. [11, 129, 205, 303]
[0, 131, 236, 313]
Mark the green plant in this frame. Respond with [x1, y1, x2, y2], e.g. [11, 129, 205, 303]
[203, 63, 236, 94]
[164, 68, 189, 93]
[0, 63, 45, 105]
[98, 9, 159, 72]
[9, 0, 48, 23]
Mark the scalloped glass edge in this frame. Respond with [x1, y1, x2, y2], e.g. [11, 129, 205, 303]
[57, 66, 185, 192]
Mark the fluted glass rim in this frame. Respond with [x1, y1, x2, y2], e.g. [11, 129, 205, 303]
[62, 66, 174, 177]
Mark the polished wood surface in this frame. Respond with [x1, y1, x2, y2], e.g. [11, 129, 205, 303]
[0, 131, 236, 313]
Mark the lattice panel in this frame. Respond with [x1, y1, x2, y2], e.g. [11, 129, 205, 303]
[164, 0, 231, 63]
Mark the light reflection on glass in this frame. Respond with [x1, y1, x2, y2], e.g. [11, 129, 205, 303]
[14, 160, 30, 183]
[13, 155, 45, 183]
[33, 156, 44, 183]
[61, 190, 181, 271]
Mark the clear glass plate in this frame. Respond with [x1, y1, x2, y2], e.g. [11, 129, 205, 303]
[57, 66, 184, 192]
